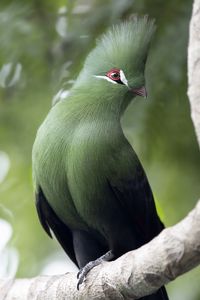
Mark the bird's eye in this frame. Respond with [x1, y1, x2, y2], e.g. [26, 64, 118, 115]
[110, 72, 120, 80]
[106, 68, 123, 84]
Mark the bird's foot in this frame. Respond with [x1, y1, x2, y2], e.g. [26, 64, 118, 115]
[77, 250, 114, 290]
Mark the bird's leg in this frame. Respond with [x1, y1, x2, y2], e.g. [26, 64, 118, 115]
[77, 250, 114, 290]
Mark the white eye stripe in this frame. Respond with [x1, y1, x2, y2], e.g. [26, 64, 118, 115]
[120, 70, 129, 87]
[94, 75, 117, 84]
[94, 69, 129, 86]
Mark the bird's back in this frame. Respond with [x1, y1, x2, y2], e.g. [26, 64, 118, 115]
[32, 98, 88, 230]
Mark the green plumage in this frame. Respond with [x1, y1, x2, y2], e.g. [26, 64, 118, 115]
[33, 17, 155, 230]
[32, 17, 168, 299]
[76, 17, 155, 87]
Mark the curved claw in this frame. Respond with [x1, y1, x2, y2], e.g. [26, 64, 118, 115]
[76, 250, 114, 291]
[76, 264, 91, 290]
[77, 272, 85, 290]
[77, 269, 81, 279]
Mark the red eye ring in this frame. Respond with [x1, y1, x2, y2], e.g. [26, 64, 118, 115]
[106, 68, 120, 81]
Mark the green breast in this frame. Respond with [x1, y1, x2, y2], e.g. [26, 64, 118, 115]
[32, 95, 134, 233]
[32, 100, 87, 230]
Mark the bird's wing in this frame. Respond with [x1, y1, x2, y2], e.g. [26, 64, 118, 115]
[35, 187, 78, 266]
[108, 159, 164, 244]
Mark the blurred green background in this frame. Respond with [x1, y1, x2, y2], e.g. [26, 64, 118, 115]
[0, 0, 200, 299]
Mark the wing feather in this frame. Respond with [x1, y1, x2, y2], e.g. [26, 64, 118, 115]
[36, 187, 78, 266]
[109, 162, 164, 244]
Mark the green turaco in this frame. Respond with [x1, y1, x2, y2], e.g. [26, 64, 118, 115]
[32, 16, 169, 299]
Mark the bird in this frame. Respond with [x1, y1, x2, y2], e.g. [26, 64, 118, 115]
[32, 16, 169, 299]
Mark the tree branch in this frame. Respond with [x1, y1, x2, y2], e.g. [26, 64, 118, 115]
[1, 0, 200, 299]
[1, 200, 200, 299]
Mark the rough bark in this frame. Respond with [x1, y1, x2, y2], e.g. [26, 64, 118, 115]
[188, 0, 200, 146]
[1, 0, 200, 299]
[0, 200, 200, 300]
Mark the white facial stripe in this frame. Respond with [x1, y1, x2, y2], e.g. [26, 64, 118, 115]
[94, 69, 129, 86]
[94, 75, 117, 85]
[120, 70, 129, 87]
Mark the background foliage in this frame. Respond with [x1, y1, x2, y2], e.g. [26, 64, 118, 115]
[0, 0, 199, 299]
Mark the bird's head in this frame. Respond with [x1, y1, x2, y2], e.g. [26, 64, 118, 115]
[74, 16, 155, 108]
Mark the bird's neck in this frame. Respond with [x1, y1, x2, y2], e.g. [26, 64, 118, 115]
[69, 84, 133, 122]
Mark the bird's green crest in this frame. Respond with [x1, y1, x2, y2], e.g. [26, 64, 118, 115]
[76, 16, 155, 86]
